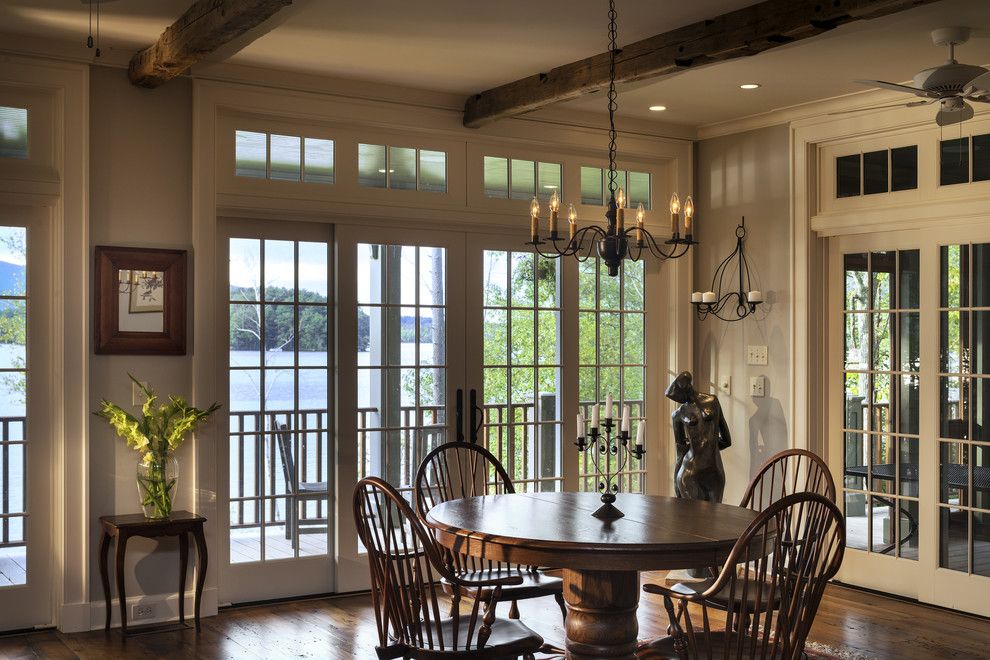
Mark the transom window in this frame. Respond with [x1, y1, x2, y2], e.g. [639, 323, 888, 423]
[234, 130, 334, 184]
[939, 135, 990, 187]
[836, 147, 918, 198]
[578, 257, 645, 493]
[358, 144, 447, 192]
[483, 156, 561, 203]
[0, 107, 27, 160]
[580, 167, 650, 209]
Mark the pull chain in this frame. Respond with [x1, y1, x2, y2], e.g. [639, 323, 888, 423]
[87, 1, 102, 57]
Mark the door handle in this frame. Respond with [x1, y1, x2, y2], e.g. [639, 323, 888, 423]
[469, 389, 483, 444]
[456, 388, 465, 443]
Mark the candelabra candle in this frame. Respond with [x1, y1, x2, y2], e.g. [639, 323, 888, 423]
[575, 414, 646, 520]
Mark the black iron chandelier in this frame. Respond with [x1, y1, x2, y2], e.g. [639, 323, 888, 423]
[691, 218, 763, 322]
[525, 0, 696, 276]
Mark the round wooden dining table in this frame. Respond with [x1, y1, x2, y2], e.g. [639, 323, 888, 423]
[425, 491, 760, 660]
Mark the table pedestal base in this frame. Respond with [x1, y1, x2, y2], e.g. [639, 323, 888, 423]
[563, 569, 640, 659]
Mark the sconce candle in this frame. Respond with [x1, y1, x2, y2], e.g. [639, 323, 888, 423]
[692, 218, 763, 322]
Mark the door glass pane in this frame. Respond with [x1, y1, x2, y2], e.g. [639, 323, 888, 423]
[482, 250, 562, 492]
[357, 244, 447, 509]
[841, 249, 919, 562]
[228, 236, 331, 562]
[0, 226, 26, 586]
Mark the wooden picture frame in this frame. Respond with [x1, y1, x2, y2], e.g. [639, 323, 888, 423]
[94, 246, 187, 355]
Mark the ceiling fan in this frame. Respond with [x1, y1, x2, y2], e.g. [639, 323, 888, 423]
[838, 27, 990, 126]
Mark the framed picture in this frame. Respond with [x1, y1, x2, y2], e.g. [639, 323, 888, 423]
[127, 271, 165, 314]
[94, 246, 186, 355]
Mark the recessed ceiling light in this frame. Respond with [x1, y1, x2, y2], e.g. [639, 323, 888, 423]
[648, 105, 667, 112]
[739, 83, 761, 90]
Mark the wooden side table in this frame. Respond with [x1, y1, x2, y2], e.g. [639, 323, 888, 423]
[98, 511, 208, 634]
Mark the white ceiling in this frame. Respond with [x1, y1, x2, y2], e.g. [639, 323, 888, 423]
[2, 0, 990, 128]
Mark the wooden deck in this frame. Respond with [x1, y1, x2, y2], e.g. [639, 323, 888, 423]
[1, 571, 988, 659]
[0, 548, 24, 587]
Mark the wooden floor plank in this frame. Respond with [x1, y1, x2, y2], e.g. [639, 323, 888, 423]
[1, 571, 988, 659]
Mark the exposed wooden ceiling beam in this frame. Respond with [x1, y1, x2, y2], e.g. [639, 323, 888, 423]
[129, 0, 293, 88]
[463, 0, 941, 128]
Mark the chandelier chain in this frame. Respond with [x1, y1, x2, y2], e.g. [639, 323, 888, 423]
[606, 0, 618, 199]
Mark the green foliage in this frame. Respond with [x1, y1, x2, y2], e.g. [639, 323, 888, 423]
[229, 285, 330, 353]
[94, 374, 221, 464]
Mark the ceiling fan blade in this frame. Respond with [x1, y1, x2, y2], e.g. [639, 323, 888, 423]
[964, 71, 990, 96]
[936, 102, 975, 127]
[828, 99, 934, 115]
[854, 79, 931, 97]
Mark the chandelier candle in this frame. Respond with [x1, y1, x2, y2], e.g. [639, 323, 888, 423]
[577, 398, 645, 521]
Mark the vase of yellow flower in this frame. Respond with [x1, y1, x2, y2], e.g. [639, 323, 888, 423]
[96, 375, 220, 520]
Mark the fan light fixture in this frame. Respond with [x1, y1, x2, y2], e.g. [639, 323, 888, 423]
[526, 0, 696, 277]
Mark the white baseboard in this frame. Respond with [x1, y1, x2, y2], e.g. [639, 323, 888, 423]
[58, 587, 218, 632]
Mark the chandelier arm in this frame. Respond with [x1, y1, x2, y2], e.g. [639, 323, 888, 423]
[636, 227, 681, 260]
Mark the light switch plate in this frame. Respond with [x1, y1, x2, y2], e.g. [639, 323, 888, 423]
[747, 345, 768, 366]
[718, 375, 731, 395]
[750, 376, 766, 398]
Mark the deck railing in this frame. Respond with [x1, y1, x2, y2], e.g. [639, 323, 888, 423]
[0, 416, 26, 548]
[223, 397, 645, 533]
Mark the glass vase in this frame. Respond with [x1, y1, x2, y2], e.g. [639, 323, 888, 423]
[136, 453, 178, 519]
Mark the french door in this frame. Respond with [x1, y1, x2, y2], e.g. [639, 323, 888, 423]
[221, 220, 651, 598]
[829, 225, 990, 616]
[218, 219, 335, 604]
[335, 224, 465, 593]
[0, 206, 52, 630]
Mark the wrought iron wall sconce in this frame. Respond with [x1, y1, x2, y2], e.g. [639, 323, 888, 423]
[691, 217, 764, 322]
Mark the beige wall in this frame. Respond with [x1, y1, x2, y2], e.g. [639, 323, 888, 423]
[692, 124, 792, 504]
[88, 65, 194, 600]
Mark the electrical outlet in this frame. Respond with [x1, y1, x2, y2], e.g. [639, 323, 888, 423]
[718, 375, 731, 395]
[746, 345, 768, 366]
[131, 380, 148, 406]
[132, 603, 155, 620]
[750, 376, 766, 398]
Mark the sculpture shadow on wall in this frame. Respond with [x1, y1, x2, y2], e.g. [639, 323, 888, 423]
[748, 375, 788, 477]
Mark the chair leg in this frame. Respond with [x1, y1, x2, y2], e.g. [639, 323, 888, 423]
[508, 600, 520, 619]
[554, 592, 567, 621]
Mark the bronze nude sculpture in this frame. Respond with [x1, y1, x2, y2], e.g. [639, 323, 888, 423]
[666, 371, 731, 504]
